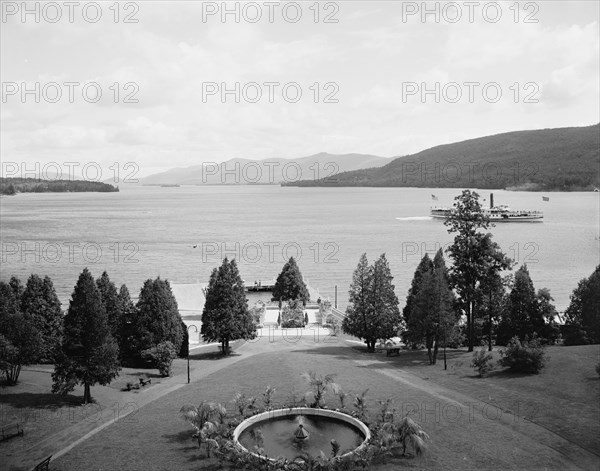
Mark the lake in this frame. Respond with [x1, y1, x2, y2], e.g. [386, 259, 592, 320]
[1, 186, 598, 313]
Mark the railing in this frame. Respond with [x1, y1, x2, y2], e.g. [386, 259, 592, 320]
[328, 307, 346, 323]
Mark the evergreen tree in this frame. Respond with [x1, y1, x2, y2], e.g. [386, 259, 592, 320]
[201, 258, 256, 354]
[564, 265, 600, 344]
[445, 190, 512, 351]
[9, 276, 24, 300]
[537, 288, 560, 344]
[115, 284, 138, 364]
[342, 253, 402, 352]
[477, 272, 507, 351]
[96, 271, 121, 337]
[402, 254, 433, 341]
[497, 265, 546, 345]
[134, 278, 184, 359]
[0, 281, 42, 384]
[179, 319, 189, 358]
[272, 257, 310, 306]
[405, 254, 458, 364]
[342, 253, 374, 350]
[21, 274, 63, 362]
[52, 268, 120, 403]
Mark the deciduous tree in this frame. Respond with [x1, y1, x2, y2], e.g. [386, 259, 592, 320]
[445, 190, 512, 351]
[0, 280, 42, 384]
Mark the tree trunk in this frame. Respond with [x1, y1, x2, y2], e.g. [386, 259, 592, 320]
[426, 335, 433, 364]
[488, 306, 493, 352]
[467, 301, 474, 352]
[432, 338, 439, 364]
[83, 382, 92, 404]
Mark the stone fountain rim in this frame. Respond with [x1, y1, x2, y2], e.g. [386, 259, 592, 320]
[232, 407, 371, 463]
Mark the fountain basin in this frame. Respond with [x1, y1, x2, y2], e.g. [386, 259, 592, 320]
[233, 407, 371, 462]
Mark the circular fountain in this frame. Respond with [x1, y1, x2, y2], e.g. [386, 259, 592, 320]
[233, 407, 371, 462]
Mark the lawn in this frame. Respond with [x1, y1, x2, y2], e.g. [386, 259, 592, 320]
[0, 345, 222, 470]
[47, 337, 599, 471]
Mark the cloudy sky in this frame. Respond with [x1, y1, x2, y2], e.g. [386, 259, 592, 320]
[1, 1, 599, 177]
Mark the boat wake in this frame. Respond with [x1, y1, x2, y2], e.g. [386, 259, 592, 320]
[396, 216, 432, 221]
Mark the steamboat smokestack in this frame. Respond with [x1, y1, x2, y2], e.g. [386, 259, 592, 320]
[490, 193, 494, 209]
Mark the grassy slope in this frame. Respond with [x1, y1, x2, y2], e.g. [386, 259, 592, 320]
[49, 339, 600, 471]
[291, 124, 600, 190]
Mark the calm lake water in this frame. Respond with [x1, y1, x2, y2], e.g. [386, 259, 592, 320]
[1, 186, 598, 313]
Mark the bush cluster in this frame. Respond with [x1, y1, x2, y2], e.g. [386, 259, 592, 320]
[499, 336, 546, 374]
[471, 349, 495, 377]
[281, 319, 304, 329]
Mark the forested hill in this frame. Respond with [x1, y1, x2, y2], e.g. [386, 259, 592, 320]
[0, 178, 119, 195]
[285, 124, 600, 191]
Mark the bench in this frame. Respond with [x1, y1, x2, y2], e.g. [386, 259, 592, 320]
[384, 346, 401, 357]
[1, 422, 23, 441]
[33, 455, 52, 471]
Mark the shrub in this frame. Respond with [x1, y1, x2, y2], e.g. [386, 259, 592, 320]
[562, 324, 590, 346]
[499, 336, 546, 374]
[281, 319, 304, 328]
[141, 340, 177, 376]
[471, 349, 495, 377]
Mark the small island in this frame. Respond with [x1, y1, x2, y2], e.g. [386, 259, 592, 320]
[0, 178, 119, 195]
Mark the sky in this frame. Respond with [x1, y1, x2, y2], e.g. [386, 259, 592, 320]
[1, 1, 599, 178]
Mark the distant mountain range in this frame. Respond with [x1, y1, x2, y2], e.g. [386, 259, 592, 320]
[141, 153, 390, 185]
[285, 124, 600, 191]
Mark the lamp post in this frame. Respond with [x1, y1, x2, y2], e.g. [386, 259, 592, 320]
[187, 324, 198, 384]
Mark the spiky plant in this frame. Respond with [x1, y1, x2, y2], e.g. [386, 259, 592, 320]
[233, 392, 256, 417]
[377, 398, 395, 423]
[263, 385, 276, 409]
[353, 389, 369, 422]
[397, 416, 430, 456]
[301, 371, 339, 408]
[331, 383, 347, 409]
[180, 401, 226, 457]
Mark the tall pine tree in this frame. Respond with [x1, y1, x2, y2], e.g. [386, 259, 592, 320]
[272, 257, 310, 306]
[115, 284, 138, 364]
[20, 274, 63, 362]
[96, 271, 121, 338]
[201, 258, 256, 354]
[402, 254, 433, 342]
[52, 268, 120, 403]
[342, 253, 401, 352]
[134, 278, 183, 359]
[564, 265, 600, 344]
[497, 264, 546, 344]
[405, 252, 458, 364]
